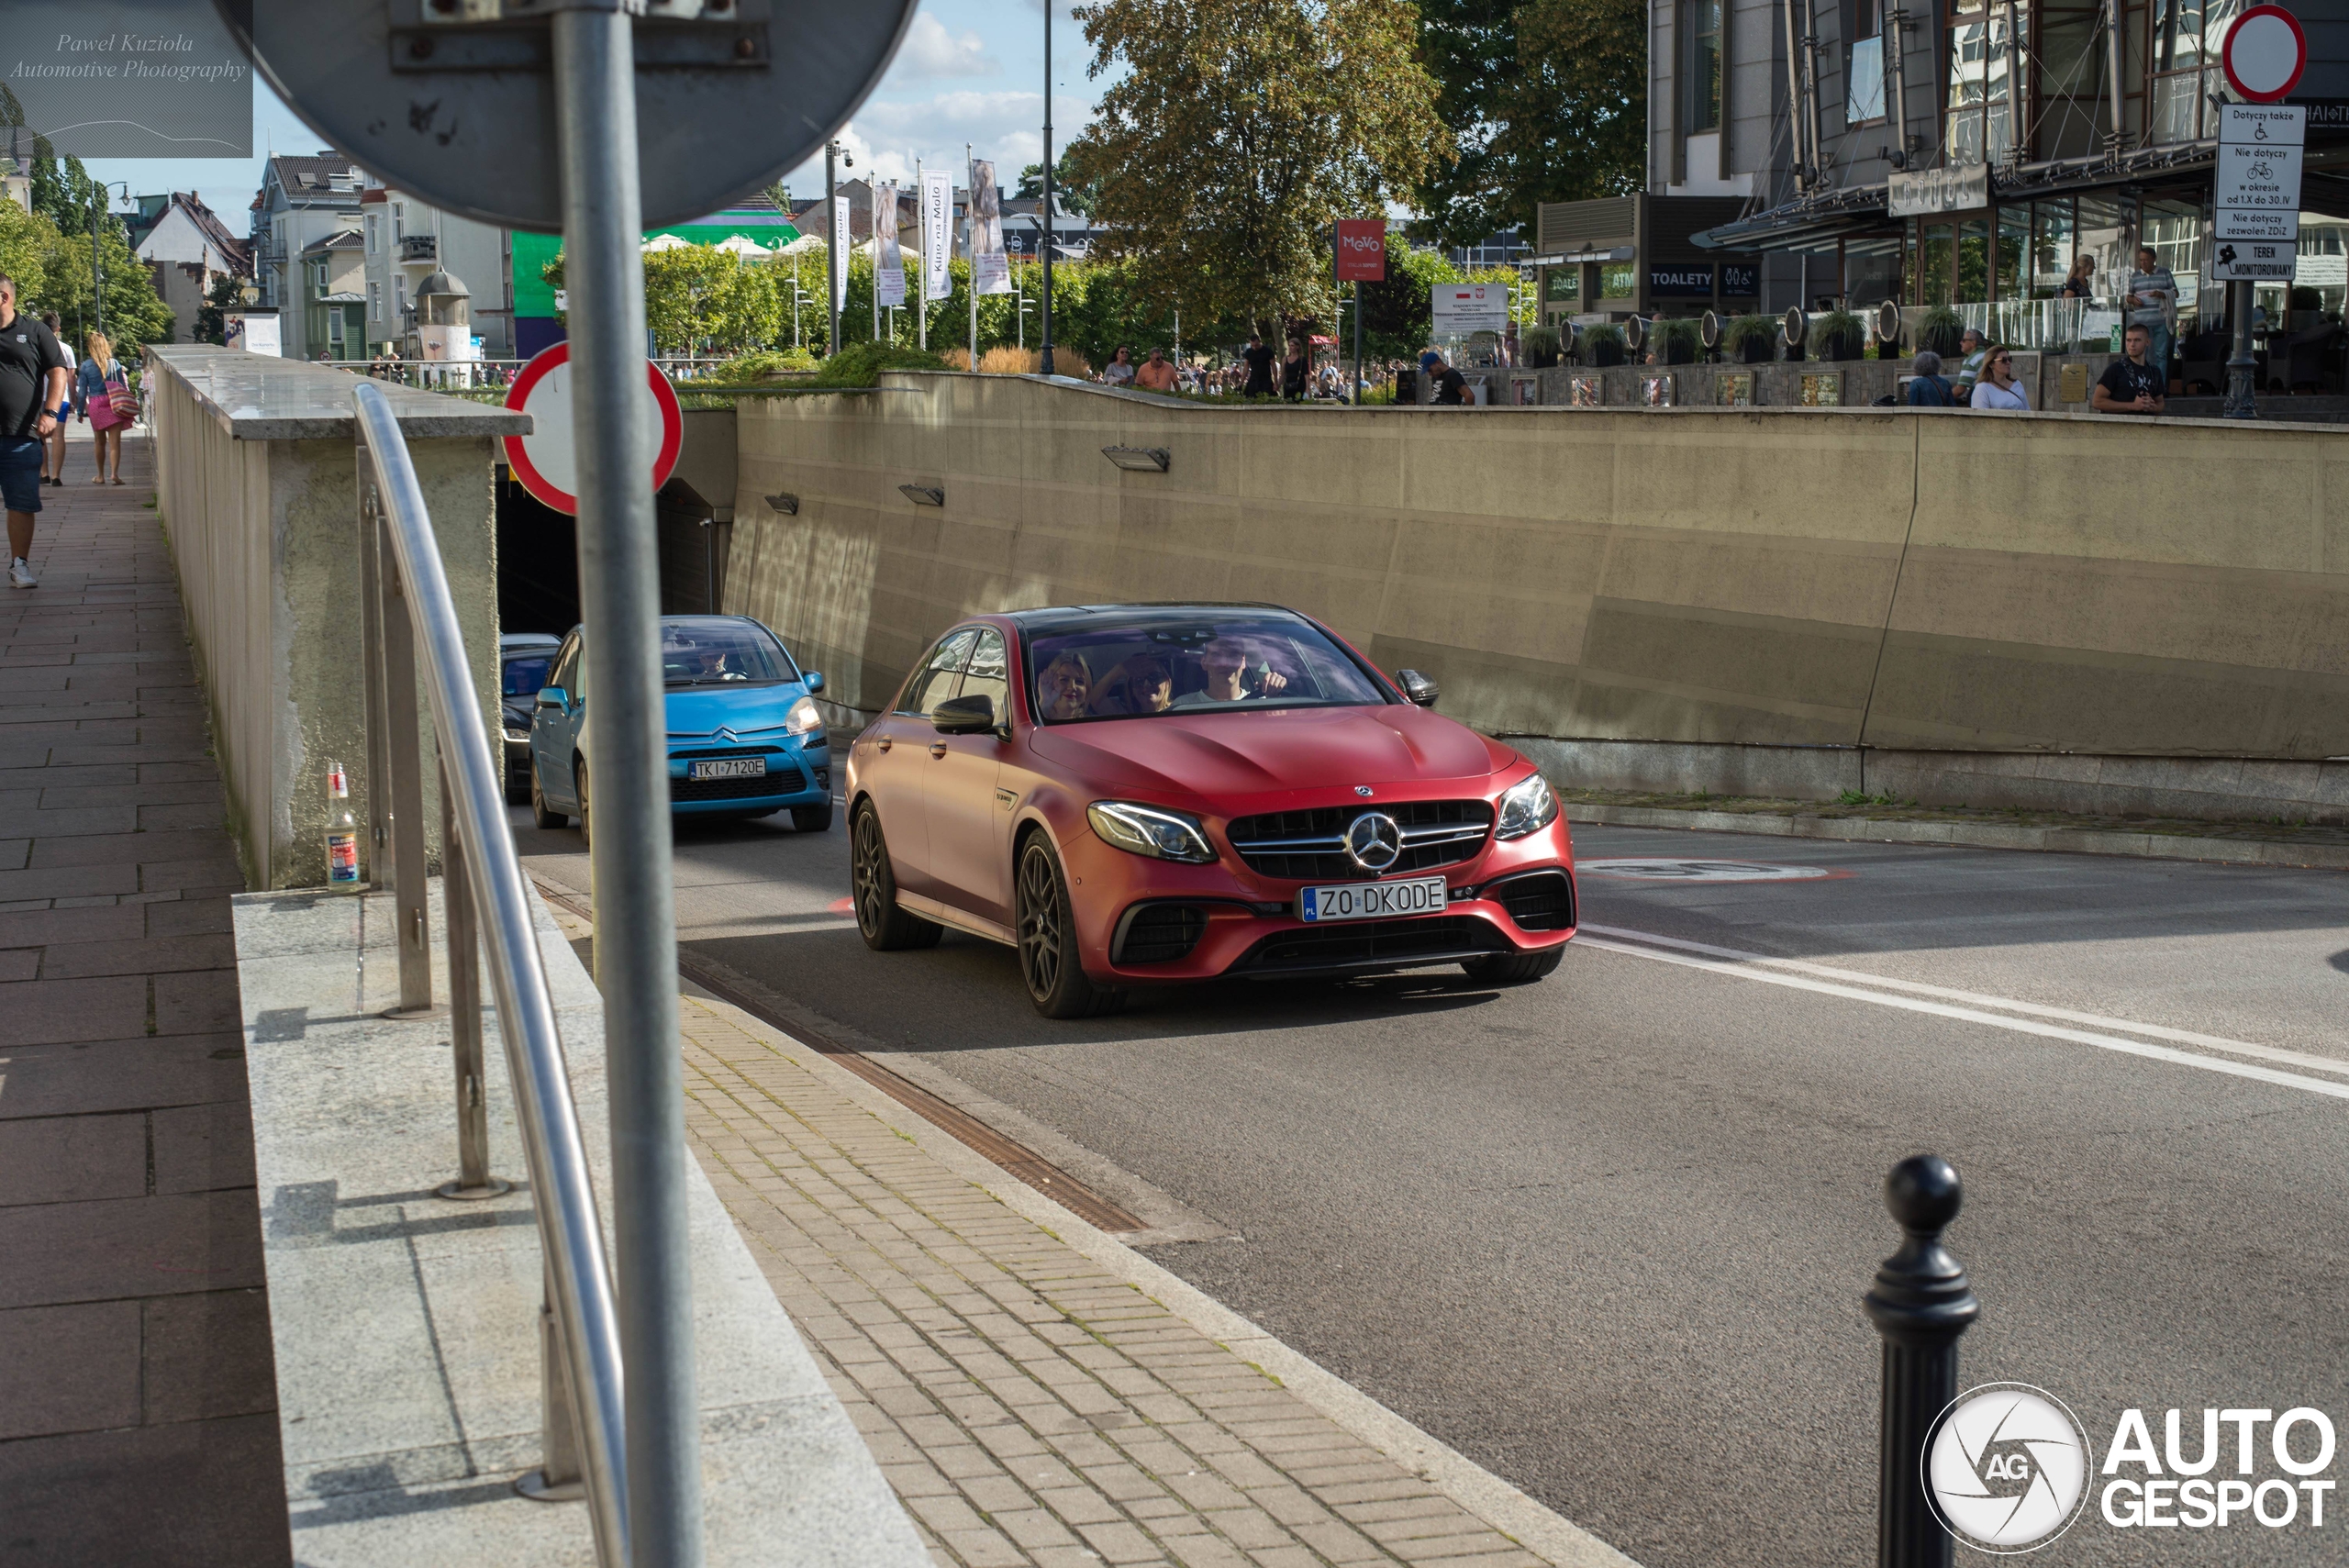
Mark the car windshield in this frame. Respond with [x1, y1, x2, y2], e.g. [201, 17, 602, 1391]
[502, 652, 555, 697]
[658, 620, 800, 687]
[1026, 614, 1388, 723]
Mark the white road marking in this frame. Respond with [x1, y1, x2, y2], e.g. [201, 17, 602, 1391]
[1584, 924, 2349, 1079]
[1575, 924, 2349, 1105]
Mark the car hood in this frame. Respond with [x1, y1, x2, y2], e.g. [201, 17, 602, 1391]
[1029, 705, 1516, 802]
[662, 683, 807, 738]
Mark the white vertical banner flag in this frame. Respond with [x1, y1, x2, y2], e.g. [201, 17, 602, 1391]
[831, 195, 851, 311]
[921, 169, 952, 302]
[874, 182, 907, 306]
[968, 158, 1010, 295]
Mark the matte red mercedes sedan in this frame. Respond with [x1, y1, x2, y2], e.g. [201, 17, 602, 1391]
[845, 604, 1577, 1018]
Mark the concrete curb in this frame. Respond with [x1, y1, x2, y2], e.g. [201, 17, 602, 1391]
[683, 984, 1642, 1568]
[1564, 803, 2349, 870]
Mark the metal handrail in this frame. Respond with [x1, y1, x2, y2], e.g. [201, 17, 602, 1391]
[352, 379, 630, 1562]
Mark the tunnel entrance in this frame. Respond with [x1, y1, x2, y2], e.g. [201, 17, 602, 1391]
[495, 469, 730, 636]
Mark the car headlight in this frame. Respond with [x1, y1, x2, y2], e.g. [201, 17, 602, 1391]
[1086, 801, 1218, 864]
[785, 695, 824, 737]
[503, 725, 529, 742]
[1494, 771, 1558, 840]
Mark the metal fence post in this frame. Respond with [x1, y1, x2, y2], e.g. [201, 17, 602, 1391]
[1864, 1155, 1979, 1568]
[378, 521, 438, 1018]
[518, 1254, 588, 1503]
[357, 450, 393, 891]
[551, 10, 706, 1566]
[436, 752, 509, 1203]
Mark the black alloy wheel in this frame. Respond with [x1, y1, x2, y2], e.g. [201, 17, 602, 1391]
[573, 761, 591, 850]
[1016, 838, 1121, 1019]
[1462, 949, 1564, 985]
[529, 764, 565, 829]
[851, 804, 941, 951]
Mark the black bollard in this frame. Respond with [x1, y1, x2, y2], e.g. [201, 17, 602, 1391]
[1863, 1156, 1980, 1568]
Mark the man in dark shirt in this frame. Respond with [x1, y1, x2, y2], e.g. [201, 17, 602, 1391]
[1420, 350, 1468, 406]
[1240, 331, 1275, 397]
[2091, 322, 2165, 415]
[0, 275, 72, 589]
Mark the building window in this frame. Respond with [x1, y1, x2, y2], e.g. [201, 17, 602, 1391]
[395, 275, 407, 316]
[365, 215, 378, 254]
[1599, 261, 1638, 299]
[1691, 0, 1723, 133]
[1849, 0, 1886, 121]
[2149, 0, 2237, 144]
[1543, 268, 1580, 304]
[392, 203, 404, 240]
[369, 281, 382, 322]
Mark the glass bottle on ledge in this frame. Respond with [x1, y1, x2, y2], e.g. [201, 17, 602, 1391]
[326, 762, 361, 889]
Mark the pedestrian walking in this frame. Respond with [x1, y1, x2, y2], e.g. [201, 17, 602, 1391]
[1240, 330, 1275, 397]
[1102, 345, 1136, 386]
[1420, 349, 1467, 406]
[79, 332, 129, 484]
[2123, 245, 2177, 392]
[0, 276, 72, 589]
[1132, 347, 1177, 393]
[2090, 322, 2166, 415]
[1282, 334, 1308, 402]
[1905, 350, 1955, 406]
[1952, 328, 1989, 405]
[39, 314, 70, 485]
[1968, 344, 2031, 410]
[2060, 255, 2095, 300]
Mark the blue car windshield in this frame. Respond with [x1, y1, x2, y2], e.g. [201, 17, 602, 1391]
[1026, 615, 1388, 723]
[659, 620, 800, 687]
[502, 653, 554, 697]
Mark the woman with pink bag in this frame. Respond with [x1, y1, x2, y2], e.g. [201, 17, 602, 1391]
[77, 332, 130, 484]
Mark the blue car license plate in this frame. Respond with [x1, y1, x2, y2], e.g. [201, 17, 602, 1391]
[1300, 875, 1446, 923]
[687, 757, 766, 781]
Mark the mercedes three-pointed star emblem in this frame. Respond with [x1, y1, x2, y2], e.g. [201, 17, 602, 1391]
[1342, 811, 1404, 873]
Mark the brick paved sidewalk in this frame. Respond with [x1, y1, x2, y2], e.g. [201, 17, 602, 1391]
[0, 433, 287, 1567]
[662, 990, 1636, 1568]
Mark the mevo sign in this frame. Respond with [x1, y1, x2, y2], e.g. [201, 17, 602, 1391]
[1337, 218, 1387, 282]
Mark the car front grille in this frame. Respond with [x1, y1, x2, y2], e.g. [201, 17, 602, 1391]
[1493, 872, 1575, 932]
[669, 746, 807, 802]
[1114, 903, 1208, 964]
[1226, 800, 1493, 882]
[1234, 915, 1507, 975]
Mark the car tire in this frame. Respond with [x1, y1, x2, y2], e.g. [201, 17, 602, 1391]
[1461, 949, 1563, 985]
[530, 767, 566, 829]
[1016, 836, 1122, 1019]
[852, 804, 941, 951]
[574, 761, 592, 850]
[792, 801, 834, 833]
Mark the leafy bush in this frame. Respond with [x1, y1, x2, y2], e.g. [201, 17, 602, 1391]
[725, 348, 818, 379]
[1725, 314, 1776, 350]
[1578, 322, 1625, 357]
[807, 342, 950, 387]
[1652, 317, 1702, 361]
[1919, 306, 1966, 357]
[1520, 325, 1563, 368]
[1813, 309, 1865, 361]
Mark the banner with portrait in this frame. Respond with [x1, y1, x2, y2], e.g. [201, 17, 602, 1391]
[874, 182, 906, 306]
[968, 158, 1010, 295]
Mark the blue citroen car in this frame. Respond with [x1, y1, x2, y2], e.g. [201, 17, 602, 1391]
[527, 615, 833, 842]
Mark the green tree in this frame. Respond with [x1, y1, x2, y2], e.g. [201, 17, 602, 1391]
[1069, 0, 1447, 338]
[195, 272, 242, 346]
[1015, 145, 1098, 215]
[1411, 0, 1644, 250]
[0, 198, 50, 306]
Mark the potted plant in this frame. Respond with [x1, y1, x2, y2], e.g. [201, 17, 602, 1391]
[1813, 309, 1865, 362]
[1653, 317, 1701, 365]
[1920, 305, 1966, 357]
[1583, 322, 1627, 367]
[1521, 325, 1563, 369]
[1726, 314, 1777, 363]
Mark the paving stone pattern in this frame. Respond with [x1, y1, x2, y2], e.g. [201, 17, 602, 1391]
[676, 996, 1551, 1568]
[0, 437, 289, 1567]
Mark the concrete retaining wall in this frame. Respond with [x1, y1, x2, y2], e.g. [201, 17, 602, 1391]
[148, 348, 520, 887]
[719, 373, 2349, 821]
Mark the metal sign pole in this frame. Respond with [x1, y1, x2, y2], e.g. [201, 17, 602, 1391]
[826, 141, 841, 357]
[551, 11, 705, 1568]
[1039, 1, 1055, 377]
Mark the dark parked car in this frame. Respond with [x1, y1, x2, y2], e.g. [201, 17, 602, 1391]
[501, 633, 563, 798]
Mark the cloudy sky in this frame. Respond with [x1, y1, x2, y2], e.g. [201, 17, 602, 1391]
[77, 0, 1108, 227]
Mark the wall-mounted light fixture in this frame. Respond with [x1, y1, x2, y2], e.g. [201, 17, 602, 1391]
[899, 484, 944, 506]
[1100, 446, 1170, 473]
[765, 492, 798, 515]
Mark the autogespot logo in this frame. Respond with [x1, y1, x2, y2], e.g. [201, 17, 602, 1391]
[1924, 1384, 2092, 1552]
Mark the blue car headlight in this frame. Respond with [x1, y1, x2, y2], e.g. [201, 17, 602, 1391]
[785, 695, 825, 740]
[1087, 801, 1217, 863]
[1494, 772, 1558, 840]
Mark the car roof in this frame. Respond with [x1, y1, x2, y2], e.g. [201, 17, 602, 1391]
[500, 632, 562, 651]
[1004, 603, 1306, 637]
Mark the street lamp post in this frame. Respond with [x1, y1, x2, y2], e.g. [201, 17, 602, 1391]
[1039, 0, 1055, 377]
[91, 181, 133, 341]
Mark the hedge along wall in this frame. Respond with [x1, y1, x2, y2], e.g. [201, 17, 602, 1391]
[722, 373, 2349, 762]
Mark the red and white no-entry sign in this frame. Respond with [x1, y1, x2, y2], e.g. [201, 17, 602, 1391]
[2222, 4, 2307, 103]
[501, 341, 684, 516]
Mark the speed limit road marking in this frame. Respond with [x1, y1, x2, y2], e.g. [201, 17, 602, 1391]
[1576, 859, 1852, 883]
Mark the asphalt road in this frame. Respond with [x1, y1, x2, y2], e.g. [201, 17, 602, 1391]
[517, 803, 2349, 1567]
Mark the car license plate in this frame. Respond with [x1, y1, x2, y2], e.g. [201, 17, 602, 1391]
[1300, 875, 1447, 923]
[687, 757, 766, 781]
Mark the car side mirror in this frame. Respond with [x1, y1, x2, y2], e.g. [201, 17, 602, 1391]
[931, 694, 996, 735]
[804, 670, 825, 694]
[536, 686, 568, 711]
[1396, 669, 1440, 707]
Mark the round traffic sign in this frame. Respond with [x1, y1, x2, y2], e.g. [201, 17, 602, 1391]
[2222, 5, 2307, 103]
[220, 0, 918, 230]
[502, 342, 683, 516]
